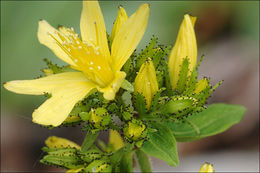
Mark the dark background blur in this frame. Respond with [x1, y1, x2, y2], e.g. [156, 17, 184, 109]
[1, 1, 259, 172]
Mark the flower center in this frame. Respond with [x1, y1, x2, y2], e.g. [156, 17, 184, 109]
[49, 27, 114, 87]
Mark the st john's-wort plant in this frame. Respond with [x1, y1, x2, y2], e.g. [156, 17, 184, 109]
[4, 1, 246, 172]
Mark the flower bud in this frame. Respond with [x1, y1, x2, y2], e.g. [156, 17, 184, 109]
[194, 78, 209, 94]
[199, 162, 215, 173]
[123, 119, 147, 141]
[134, 58, 158, 109]
[109, 130, 124, 150]
[168, 14, 197, 90]
[111, 6, 128, 42]
[89, 108, 111, 129]
[45, 136, 80, 149]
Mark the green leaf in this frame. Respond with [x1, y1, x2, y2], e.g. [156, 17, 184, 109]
[166, 103, 246, 142]
[136, 149, 152, 173]
[81, 132, 99, 152]
[121, 79, 134, 93]
[141, 123, 179, 167]
[150, 88, 165, 112]
[110, 143, 134, 167]
[176, 58, 189, 94]
[135, 93, 147, 117]
[119, 151, 133, 173]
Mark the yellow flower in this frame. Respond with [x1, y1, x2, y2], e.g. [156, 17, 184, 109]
[134, 58, 158, 109]
[4, 1, 150, 127]
[45, 136, 81, 149]
[111, 5, 128, 42]
[199, 162, 215, 173]
[168, 14, 197, 90]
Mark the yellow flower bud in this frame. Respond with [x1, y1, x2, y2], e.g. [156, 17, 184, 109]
[123, 119, 147, 141]
[109, 129, 125, 150]
[194, 78, 209, 94]
[168, 14, 197, 90]
[111, 6, 128, 42]
[134, 58, 159, 109]
[199, 162, 215, 173]
[45, 136, 80, 149]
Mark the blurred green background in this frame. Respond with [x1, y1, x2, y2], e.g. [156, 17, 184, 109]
[1, 1, 259, 172]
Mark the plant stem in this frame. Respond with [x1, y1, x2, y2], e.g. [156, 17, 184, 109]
[136, 149, 152, 173]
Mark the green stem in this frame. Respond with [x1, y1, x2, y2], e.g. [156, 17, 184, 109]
[136, 149, 152, 173]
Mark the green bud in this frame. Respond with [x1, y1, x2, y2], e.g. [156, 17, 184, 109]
[160, 96, 198, 117]
[123, 119, 147, 142]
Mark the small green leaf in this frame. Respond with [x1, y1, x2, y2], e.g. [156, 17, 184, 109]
[119, 151, 133, 173]
[166, 103, 246, 142]
[110, 143, 134, 167]
[136, 149, 152, 173]
[40, 153, 82, 169]
[79, 112, 90, 121]
[176, 58, 189, 94]
[121, 79, 134, 93]
[150, 88, 165, 112]
[81, 132, 99, 152]
[141, 123, 179, 167]
[135, 93, 147, 117]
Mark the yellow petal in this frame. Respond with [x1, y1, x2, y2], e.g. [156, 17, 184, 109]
[38, 20, 77, 66]
[134, 58, 158, 109]
[45, 136, 81, 149]
[109, 130, 124, 150]
[111, 6, 128, 42]
[199, 162, 215, 173]
[168, 14, 197, 90]
[111, 3, 150, 72]
[80, 1, 110, 60]
[97, 71, 126, 100]
[4, 72, 96, 126]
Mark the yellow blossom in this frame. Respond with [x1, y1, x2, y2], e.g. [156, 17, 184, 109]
[4, 1, 150, 127]
[134, 58, 158, 109]
[199, 162, 215, 173]
[168, 14, 197, 90]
